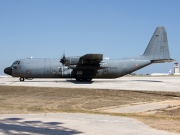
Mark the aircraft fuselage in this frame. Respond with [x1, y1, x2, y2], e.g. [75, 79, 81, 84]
[8, 58, 151, 80]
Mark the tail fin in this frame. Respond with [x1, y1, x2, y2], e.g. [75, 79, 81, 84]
[143, 26, 173, 63]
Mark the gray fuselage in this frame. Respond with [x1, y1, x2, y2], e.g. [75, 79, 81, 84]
[10, 57, 151, 79]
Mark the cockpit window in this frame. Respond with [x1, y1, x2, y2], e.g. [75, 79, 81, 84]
[13, 61, 20, 65]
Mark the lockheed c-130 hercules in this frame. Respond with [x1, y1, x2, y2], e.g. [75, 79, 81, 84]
[4, 27, 173, 81]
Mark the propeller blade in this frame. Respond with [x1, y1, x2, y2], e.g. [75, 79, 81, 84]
[60, 53, 66, 65]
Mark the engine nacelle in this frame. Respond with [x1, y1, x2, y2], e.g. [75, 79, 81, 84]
[63, 57, 80, 66]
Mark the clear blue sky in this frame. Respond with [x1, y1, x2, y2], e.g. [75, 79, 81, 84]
[0, 0, 180, 75]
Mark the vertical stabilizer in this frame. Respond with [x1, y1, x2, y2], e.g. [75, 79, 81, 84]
[143, 27, 173, 62]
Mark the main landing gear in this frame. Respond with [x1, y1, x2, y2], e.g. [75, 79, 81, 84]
[19, 77, 25, 81]
[75, 78, 92, 82]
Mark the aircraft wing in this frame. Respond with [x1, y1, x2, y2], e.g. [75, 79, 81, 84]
[71, 54, 104, 80]
[78, 54, 103, 65]
[68, 54, 104, 70]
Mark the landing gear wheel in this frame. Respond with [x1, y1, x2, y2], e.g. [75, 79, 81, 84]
[83, 78, 92, 82]
[75, 78, 83, 81]
[19, 77, 25, 81]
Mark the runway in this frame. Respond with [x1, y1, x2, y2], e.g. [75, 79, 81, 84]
[0, 76, 180, 92]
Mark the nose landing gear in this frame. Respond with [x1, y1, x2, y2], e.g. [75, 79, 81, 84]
[19, 77, 25, 81]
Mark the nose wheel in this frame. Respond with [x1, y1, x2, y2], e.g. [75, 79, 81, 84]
[19, 77, 25, 81]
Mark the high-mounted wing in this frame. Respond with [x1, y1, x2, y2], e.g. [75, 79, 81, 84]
[72, 54, 104, 70]
[78, 54, 103, 65]
[60, 54, 104, 81]
[71, 54, 104, 81]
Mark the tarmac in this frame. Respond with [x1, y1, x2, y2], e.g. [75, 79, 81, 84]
[103, 100, 180, 114]
[0, 76, 180, 135]
[0, 76, 180, 92]
[0, 113, 179, 135]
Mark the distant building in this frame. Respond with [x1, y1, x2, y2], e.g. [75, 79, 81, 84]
[174, 62, 180, 75]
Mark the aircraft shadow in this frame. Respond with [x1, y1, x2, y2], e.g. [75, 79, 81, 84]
[12, 81, 57, 83]
[0, 117, 82, 135]
[132, 80, 163, 83]
[9, 80, 66, 83]
[67, 80, 94, 84]
[7, 80, 94, 84]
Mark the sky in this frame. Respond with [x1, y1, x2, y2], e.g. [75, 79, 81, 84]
[0, 0, 180, 75]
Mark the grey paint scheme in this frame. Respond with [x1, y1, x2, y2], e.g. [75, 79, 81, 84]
[4, 27, 173, 81]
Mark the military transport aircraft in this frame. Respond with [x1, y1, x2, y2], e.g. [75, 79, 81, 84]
[4, 27, 173, 81]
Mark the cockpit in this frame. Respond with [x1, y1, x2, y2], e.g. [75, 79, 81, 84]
[10, 60, 21, 70]
[12, 60, 20, 66]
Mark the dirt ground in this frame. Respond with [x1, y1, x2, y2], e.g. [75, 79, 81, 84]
[0, 86, 180, 133]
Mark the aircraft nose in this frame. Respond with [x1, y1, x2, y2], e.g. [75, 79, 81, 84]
[4, 67, 12, 76]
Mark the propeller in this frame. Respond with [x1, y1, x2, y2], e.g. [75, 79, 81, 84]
[60, 52, 66, 77]
[60, 53, 66, 65]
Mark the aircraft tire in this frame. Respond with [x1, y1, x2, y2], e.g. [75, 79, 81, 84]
[75, 78, 83, 81]
[19, 77, 25, 81]
[83, 78, 92, 82]
[75, 78, 92, 82]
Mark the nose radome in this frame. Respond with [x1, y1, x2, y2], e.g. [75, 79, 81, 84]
[4, 67, 12, 76]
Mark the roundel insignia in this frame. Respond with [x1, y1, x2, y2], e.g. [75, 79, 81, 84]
[135, 64, 138, 67]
